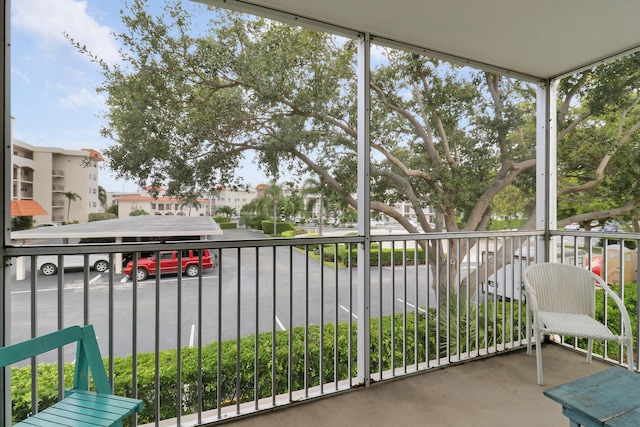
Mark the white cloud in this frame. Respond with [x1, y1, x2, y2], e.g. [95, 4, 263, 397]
[59, 87, 105, 110]
[12, 0, 120, 64]
[11, 67, 31, 84]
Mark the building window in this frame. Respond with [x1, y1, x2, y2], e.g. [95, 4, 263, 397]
[151, 203, 156, 209]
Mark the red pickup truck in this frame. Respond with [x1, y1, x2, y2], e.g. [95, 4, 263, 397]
[123, 249, 216, 281]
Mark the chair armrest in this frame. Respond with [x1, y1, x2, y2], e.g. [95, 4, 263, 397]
[523, 282, 539, 313]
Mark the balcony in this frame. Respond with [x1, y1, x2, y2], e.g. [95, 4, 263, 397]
[213, 344, 611, 427]
[4, 228, 638, 426]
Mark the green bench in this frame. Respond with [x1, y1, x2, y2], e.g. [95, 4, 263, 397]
[0, 324, 143, 426]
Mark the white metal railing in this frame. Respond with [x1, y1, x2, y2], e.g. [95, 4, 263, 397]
[3, 229, 640, 426]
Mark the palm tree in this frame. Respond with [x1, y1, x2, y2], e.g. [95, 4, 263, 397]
[264, 181, 284, 234]
[63, 191, 82, 223]
[301, 177, 328, 235]
[98, 185, 107, 209]
[217, 205, 236, 217]
[179, 193, 202, 216]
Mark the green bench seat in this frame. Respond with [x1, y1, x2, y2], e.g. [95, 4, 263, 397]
[0, 325, 143, 427]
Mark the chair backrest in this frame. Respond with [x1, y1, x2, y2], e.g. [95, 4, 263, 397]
[0, 324, 112, 394]
[523, 263, 596, 316]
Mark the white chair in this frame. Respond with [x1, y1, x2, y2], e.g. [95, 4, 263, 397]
[523, 263, 634, 385]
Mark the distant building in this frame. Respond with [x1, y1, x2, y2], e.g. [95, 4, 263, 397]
[11, 117, 102, 225]
[391, 201, 436, 225]
[111, 186, 257, 217]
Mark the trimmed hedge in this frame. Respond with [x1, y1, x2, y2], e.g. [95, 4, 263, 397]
[88, 213, 117, 222]
[338, 246, 426, 267]
[10, 299, 524, 425]
[261, 220, 295, 235]
[218, 222, 237, 230]
[214, 216, 231, 223]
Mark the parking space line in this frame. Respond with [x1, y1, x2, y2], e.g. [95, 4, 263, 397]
[275, 315, 286, 331]
[12, 288, 57, 295]
[397, 298, 426, 313]
[340, 305, 358, 319]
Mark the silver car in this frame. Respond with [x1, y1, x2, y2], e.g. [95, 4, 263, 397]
[36, 254, 111, 276]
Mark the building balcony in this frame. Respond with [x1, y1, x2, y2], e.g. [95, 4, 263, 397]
[52, 168, 65, 177]
[3, 229, 638, 426]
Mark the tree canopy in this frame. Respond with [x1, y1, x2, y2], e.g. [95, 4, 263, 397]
[74, 0, 640, 287]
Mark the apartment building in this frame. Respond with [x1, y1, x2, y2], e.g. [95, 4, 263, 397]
[11, 119, 102, 225]
[112, 186, 258, 217]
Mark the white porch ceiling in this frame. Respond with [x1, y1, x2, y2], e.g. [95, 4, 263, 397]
[198, 0, 640, 81]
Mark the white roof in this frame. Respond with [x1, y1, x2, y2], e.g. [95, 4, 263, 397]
[198, 0, 640, 81]
[12, 216, 223, 240]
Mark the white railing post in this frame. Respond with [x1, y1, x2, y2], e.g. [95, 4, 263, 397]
[1, 0, 11, 423]
[536, 79, 558, 262]
[357, 32, 371, 387]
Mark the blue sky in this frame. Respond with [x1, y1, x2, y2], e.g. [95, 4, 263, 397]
[10, 0, 268, 192]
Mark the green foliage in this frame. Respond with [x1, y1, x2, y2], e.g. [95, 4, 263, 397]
[261, 220, 295, 235]
[79, 0, 640, 291]
[11, 216, 32, 231]
[338, 246, 426, 267]
[218, 222, 237, 230]
[88, 212, 117, 222]
[281, 230, 297, 237]
[566, 282, 638, 363]
[12, 298, 526, 425]
[10, 363, 75, 424]
[487, 218, 528, 230]
[129, 209, 149, 216]
[106, 204, 118, 216]
[214, 216, 231, 223]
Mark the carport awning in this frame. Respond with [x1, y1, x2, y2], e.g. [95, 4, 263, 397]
[11, 215, 223, 240]
[11, 200, 48, 217]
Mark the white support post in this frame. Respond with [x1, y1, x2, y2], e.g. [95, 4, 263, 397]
[1, 0, 11, 424]
[356, 32, 371, 387]
[535, 79, 558, 262]
[115, 237, 123, 274]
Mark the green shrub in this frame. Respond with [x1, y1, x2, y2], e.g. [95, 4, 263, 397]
[261, 220, 295, 235]
[338, 246, 426, 267]
[130, 209, 149, 216]
[219, 222, 237, 230]
[214, 216, 231, 223]
[9, 299, 527, 425]
[281, 230, 296, 237]
[88, 213, 117, 222]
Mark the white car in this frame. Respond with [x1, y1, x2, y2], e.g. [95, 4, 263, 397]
[36, 254, 111, 276]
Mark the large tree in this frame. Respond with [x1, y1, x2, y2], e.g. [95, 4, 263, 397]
[76, 0, 640, 290]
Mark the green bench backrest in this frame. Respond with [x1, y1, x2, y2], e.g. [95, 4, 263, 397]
[0, 325, 112, 394]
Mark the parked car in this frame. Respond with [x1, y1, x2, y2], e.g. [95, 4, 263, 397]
[589, 245, 638, 284]
[37, 254, 111, 276]
[482, 245, 587, 301]
[123, 249, 216, 281]
[564, 222, 580, 230]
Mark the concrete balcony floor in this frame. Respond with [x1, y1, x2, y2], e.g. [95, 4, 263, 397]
[219, 344, 612, 427]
